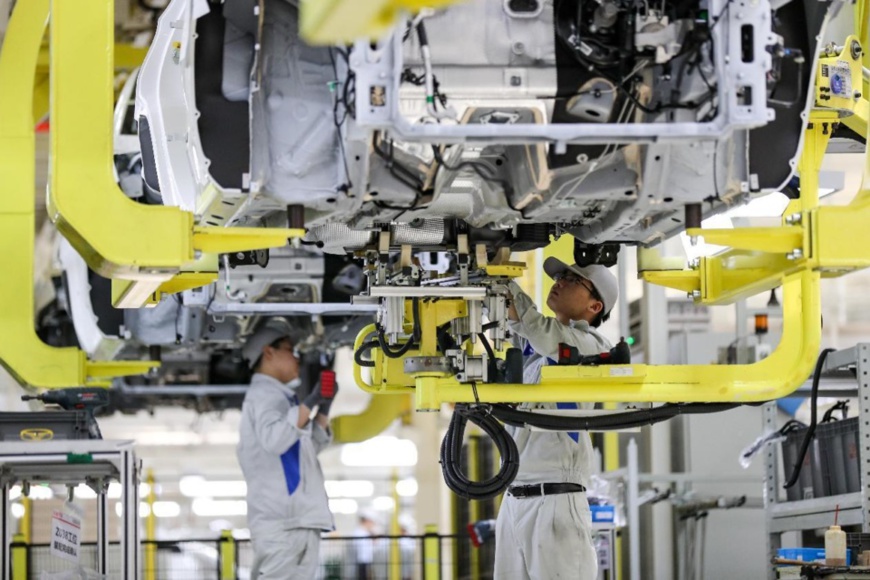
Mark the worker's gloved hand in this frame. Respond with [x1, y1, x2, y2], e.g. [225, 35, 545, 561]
[302, 370, 339, 416]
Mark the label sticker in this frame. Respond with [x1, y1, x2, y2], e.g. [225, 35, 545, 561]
[50, 503, 83, 563]
[609, 367, 634, 377]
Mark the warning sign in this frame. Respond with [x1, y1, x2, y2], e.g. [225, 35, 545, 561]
[50, 506, 82, 563]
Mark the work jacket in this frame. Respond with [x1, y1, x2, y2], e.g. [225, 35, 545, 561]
[507, 281, 612, 487]
[237, 373, 334, 535]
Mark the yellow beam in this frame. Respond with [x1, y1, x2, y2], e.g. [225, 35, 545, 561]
[0, 0, 155, 388]
[685, 226, 803, 254]
[300, 0, 468, 45]
[331, 393, 411, 443]
[410, 269, 819, 406]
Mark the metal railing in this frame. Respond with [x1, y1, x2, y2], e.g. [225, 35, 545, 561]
[12, 531, 486, 580]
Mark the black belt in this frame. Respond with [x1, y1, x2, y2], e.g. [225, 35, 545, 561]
[507, 482, 586, 498]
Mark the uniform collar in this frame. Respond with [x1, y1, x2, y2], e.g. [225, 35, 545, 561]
[251, 373, 301, 398]
[569, 319, 590, 331]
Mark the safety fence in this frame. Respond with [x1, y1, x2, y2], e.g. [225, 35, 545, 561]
[11, 531, 490, 580]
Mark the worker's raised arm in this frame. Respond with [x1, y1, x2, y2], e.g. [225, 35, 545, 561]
[507, 281, 605, 358]
[249, 391, 307, 455]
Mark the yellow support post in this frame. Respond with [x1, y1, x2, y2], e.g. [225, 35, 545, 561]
[11, 533, 27, 580]
[0, 0, 155, 388]
[48, 0, 303, 308]
[20, 497, 31, 544]
[144, 470, 156, 580]
[389, 470, 401, 580]
[467, 436, 480, 580]
[423, 524, 440, 580]
[219, 530, 236, 580]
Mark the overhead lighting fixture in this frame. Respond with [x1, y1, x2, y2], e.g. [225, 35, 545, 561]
[27, 486, 54, 501]
[340, 437, 418, 467]
[372, 496, 395, 511]
[152, 501, 181, 518]
[74, 484, 97, 500]
[324, 480, 374, 498]
[179, 476, 247, 498]
[10, 503, 25, 519]
[115, 502, 152, 518]
[191, 499, 247, 517]
[328, 499, 359, 515]
[396, 478, 418, 497]
[8, 486, 21, 501]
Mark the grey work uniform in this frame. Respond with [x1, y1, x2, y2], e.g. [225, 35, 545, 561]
[494, 281, 611, 580]
[237, 373, 334, 579]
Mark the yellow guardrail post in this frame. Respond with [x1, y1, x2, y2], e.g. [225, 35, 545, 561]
[219, 530, 236, 580]
[144, 470, 156, 580]
[0, 0, 156, 388]
[422, 524, 440, 580]
[48, 0, 303, 308]
[11, 533, 27, 580]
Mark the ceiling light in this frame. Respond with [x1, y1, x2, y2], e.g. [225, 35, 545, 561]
[340, 437, 418, 467]
[396, 478, 418, 497]
[180, 477, 247, 498]
[28, 486, 54, 501]
[328, 499, 359, 515]
[191, 499, 247, 517]
[372, 496, 395, 511]
[152, 501, 181, 518]
[115, 502, 151, 518]
[324, 480, 374, 498]
[8, 486, 21, 501]
[10, 503, 25, 519]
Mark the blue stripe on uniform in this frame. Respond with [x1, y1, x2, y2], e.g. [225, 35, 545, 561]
[280, 441, 301, 495]
[556, 402, 579, 442]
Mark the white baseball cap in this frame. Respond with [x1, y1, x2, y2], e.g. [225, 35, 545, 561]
[543, 257, 619, 316]
[241, 319, 295, 370]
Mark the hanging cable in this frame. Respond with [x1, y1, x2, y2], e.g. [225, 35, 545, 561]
[440, 404, 520, 500]
[783, 348, 836, 489]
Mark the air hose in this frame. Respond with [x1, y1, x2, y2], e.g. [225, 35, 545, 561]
[440, 404, 520, 500]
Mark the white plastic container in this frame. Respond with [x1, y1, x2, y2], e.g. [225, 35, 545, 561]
[825, 525, 847, 566]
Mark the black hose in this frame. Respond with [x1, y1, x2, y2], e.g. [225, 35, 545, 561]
[376, 298, 422, 359]
[440, 404, 520, 500]
[354, 339, 379, 368]
[489, 402, 740, 432]
[783, 348, 836, 489]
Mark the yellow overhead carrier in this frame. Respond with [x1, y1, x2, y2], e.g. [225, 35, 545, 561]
[300, 0, 468, 45]
[353, 36, 870, 407]
[0, 0, 155, 388]
[48, 0, 304, 308]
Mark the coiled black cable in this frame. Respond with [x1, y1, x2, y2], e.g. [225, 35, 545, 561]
[784, 348, 836, 489]
[440, 404, 520, 500]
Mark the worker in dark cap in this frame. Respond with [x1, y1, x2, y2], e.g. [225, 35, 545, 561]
[236, 319, 339, 579]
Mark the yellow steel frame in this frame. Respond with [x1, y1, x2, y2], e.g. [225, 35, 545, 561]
[48, 0, 303, 308]
[353, 35, 870, 407]
[0, 0, 155, 388]
[300, 0, 468, 45]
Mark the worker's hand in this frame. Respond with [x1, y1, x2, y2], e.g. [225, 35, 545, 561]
[318, 380, 340, 416]
[302, 371, 340, 415]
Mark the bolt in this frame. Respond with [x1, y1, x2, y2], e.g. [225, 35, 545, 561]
[786, 249, 803, 260]
[689, 258, 700, 269]
[784, 212, 802, 225]
[193, 250, 203, 260]
[691, 290, 701, 299]
[855, 91, 863, 100]
[851, 39, 862, 60]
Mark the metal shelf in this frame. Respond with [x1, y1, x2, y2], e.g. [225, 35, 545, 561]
[769, 492, 863, 533]
[764, 344, 870, 580]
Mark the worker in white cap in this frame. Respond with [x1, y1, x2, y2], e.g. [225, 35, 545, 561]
[236, 318, 339, 579]
[494, 257, 618, 580]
